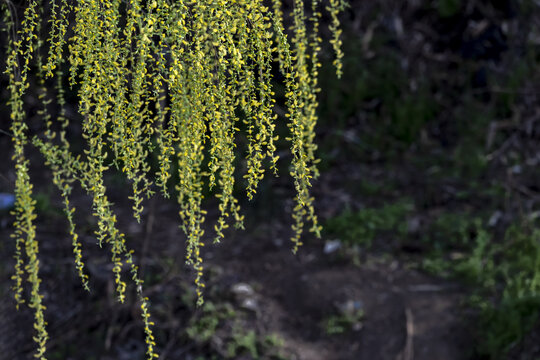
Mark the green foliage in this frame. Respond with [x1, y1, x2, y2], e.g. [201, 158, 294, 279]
[354, 179, 393, 196]
[184, 297, 285, 359]
[323, 308, 364, 335]
[227, 329, 259, 358]
[453, 221, 495, 288]
[319, 38, 439, 160]
[477, 296, 540, 360]
[493, 49, 537, 117]
[422, 216, 540, 358]
[452, 141, 488, 179]
[423, 211, 477, 251]
[226, 328, 286, 360]
[186, 301, 236, 344]
[473, 224, 540, 358]
[324, 199, 413, 247]
[435, 0, 462, 18]
[386, 86, 438, 145]
[421, 215, 493, 280]
[1, 0, 345, 358]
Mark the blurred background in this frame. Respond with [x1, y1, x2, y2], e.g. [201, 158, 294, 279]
[1, 0, 540, 359]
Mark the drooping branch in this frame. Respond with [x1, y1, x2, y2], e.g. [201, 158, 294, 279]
[2, 0, 345, 358]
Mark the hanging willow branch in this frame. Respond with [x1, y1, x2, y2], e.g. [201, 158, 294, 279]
[1, 0, 346, 358]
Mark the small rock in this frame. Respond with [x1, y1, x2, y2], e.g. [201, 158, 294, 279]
[231, 283, 259, 312]
[488, 210, 503, 227]
[231, 283, 255, 297]
[337, 299, 364, 316]
[324, 239, 342, 254]
[510, 165, 522, 174]
[407, 216, 422, 234]
[272, 237, 284, 247]
[240, 298, 259, 312]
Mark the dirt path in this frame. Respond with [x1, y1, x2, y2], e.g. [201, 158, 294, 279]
[206, 226, 470, 360]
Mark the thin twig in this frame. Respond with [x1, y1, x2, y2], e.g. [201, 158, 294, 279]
[396, 308, 414, 360]
[0, 129, 14, 138]
[140, 196, 156, 279]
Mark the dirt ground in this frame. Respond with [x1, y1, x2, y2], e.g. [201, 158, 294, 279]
[205, 229, 470, 360]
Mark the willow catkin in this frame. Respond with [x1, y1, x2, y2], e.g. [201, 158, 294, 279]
[5, 1, 48, 358]
[2, 0, 345, 358]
